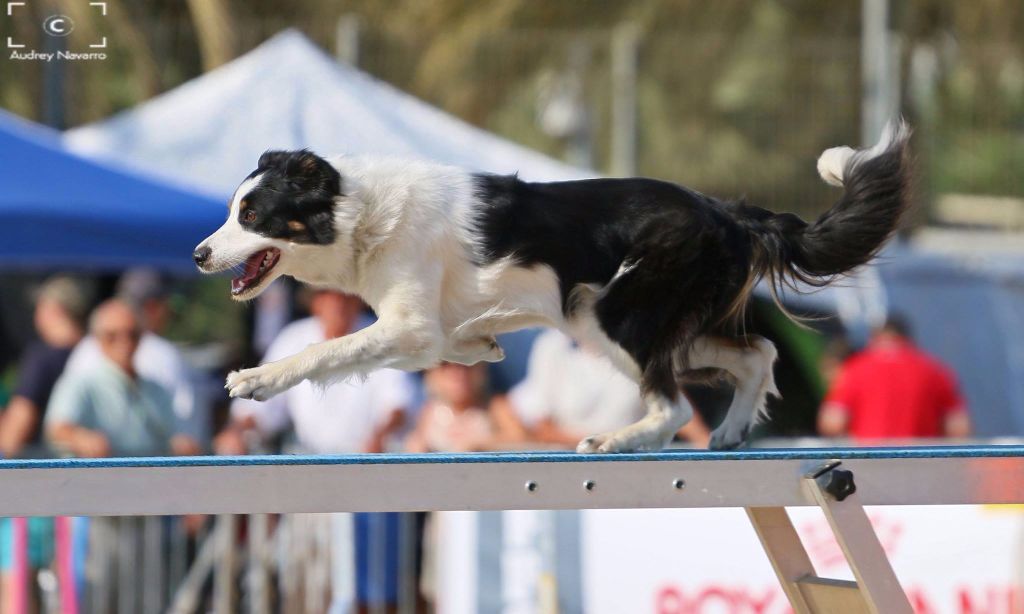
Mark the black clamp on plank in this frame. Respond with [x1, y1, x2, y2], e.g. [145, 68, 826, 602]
[806, 460, 857, 502]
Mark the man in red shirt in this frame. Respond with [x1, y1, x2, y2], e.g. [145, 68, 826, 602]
[818, 316, 971, 440]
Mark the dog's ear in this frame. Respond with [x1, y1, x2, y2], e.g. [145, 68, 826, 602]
[257, 149, 341, 195]
[257, 150, 291, 170]
[285, 150, 327, 180]
[288, 150, 342, 195]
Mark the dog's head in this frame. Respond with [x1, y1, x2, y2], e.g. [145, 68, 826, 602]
[194, 149, 341, 300]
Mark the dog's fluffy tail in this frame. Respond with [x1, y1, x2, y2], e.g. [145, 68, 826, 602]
[727, 120, 912, 321]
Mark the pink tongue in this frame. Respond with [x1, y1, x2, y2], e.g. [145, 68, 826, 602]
[232, 250, 266, 290]
[242, 251, 264, 280]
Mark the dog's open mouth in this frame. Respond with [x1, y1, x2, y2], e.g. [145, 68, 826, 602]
[232, 248, 280, 296]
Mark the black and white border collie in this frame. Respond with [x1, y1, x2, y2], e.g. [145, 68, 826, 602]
[194, 122, 910, 452]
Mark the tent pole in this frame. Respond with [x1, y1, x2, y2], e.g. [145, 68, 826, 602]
[335, 14, 361, 67]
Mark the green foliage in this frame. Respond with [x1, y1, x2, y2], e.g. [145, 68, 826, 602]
[2, 0, 1022, 219]
[164, 277, 246, 348]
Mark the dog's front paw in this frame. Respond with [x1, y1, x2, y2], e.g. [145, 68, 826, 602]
[225, 364, 297, 401]
[576, 433, 643, 453]
[577, 430, 673, 453]
[576, 434, 606, 453]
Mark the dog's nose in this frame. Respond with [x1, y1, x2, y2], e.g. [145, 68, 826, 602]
[193, 246, 212, 267]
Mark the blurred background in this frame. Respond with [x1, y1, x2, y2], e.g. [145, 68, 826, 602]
[0, 1, 1023, 613]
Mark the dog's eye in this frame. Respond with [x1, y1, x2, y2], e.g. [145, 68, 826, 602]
[243, 210, 257, 224]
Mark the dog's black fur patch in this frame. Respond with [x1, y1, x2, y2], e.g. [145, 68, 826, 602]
[472, 175, 743, 306]
[472, 132, 909, 399]
[238, 150, 340, 244]
[473, 175, 753, 397]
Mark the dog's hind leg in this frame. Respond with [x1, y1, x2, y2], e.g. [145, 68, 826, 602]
[687, 336, 779, 450]
[571, 214, 756, 453]
[569, 295, 694, 453]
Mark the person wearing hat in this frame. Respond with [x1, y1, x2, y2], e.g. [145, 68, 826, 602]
[0, 276, 89, 458]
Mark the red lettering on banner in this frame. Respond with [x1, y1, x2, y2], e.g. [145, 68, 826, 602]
[799, 513, 904, 572]
[958, 587, 987, 614]
[656, 586, 685, 614]
[958, 585, 1018, 614]
[694, 587, 735, 610]
[655, 585, 783, 613]
[744, 588, 777, 614]
[907, 587, 937, 614]
[657, 583, 1024, 614]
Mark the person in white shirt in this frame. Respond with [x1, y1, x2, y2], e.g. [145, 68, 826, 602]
[498, 328, 710, 448]
[214, 290, 413, 454]
[214, 289, 415, 614]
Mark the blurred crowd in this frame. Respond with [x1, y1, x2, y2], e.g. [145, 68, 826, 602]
[0, 271, 972, 612]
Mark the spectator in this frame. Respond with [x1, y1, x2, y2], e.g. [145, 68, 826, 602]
[0, 276, 89, 458]
[0, 277, 88, 614]
[215, 290, 412, 455]
[64, 269, 207, 445]
[407, 361, 499, 453]
[405, 361, 501, 610]
[45, 299, 201, 458]
[215, 289, 414, 614]
[496, 329, 710, 449]
[818, 315, 971, 440]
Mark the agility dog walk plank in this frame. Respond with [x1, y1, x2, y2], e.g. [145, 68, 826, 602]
[6, 445, 1016, 613]
[1, 445, 1022, 517]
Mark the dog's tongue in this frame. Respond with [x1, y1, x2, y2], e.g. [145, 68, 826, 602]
[232, 250, 267, 292]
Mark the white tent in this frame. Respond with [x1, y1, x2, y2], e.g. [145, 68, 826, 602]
[66, 30, 591, 196]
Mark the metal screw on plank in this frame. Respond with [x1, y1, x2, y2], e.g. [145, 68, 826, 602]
[583, 480, 595, 491]
[673, 478, 685, 490]
[525, 481, 538, 492]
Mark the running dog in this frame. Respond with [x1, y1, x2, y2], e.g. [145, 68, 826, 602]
[194, 121, 910, 452]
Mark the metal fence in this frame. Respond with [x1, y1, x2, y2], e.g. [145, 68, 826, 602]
[0, 512, 423, 614]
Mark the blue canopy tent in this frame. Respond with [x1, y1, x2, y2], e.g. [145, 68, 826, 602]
[0, 110, 222, 273]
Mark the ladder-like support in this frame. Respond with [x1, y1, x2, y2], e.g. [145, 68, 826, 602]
[746, 462, 913, 614]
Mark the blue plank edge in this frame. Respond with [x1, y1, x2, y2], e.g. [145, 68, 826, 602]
[1, 445, 1024, 470]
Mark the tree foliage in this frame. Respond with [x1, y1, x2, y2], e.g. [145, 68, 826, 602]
[2, 0, 1021, 213]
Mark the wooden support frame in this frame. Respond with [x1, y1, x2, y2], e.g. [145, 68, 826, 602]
[746, 462, 913, 614]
